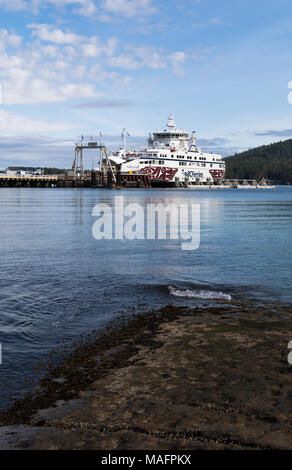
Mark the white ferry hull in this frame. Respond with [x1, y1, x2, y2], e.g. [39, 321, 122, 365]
[139, 165, 225, 184]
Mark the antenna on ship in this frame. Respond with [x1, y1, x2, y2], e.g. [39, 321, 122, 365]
[121, 128, 129, 152]
[167, 113, 176, 129]
[190, 131, 196, 146]
[189, 131, 198, 152]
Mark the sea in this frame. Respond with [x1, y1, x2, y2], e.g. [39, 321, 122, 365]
[0, 186, 291, 408]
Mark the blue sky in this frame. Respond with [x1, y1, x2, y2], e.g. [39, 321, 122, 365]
[1, 0, 292, 168]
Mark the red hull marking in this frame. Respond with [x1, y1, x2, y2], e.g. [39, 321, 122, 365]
[140, 166, 178, 181]
[209, 169, 225, 180]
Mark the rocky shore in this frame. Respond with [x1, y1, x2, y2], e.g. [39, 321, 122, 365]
[0, 302, 292, 450]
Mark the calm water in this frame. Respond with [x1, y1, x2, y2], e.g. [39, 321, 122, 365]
[0, 186, 292, 408]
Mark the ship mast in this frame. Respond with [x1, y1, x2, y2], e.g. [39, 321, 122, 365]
[122, 128, 128, 152]
[167, 113, 176, 129]
[189, 131, 198, 152]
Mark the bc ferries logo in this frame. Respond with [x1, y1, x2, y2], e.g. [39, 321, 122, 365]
[183, 171, 203, 179]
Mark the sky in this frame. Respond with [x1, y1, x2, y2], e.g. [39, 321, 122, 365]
[1, 0, 292, 168]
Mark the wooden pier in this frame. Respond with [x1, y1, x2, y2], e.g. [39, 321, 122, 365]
[0, 172, 151, 189]
[0, 175, 59, 188]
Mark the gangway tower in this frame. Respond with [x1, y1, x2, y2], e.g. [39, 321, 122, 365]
[72, 139, 116, 184]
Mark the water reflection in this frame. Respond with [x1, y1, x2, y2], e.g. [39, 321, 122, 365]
[0, 187, 291, 407]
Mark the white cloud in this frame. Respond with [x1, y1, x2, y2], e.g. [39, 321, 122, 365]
[59, 82, 102, 99]
[134, 47, 167, 69]
[101, 0, 157, 18]
[47, 0, 98, 16]
[169, 51, 188, 76]
[28, 23, 83, 44]
[0, 0, 160, 19]
[74, 0, 97, 16]
[2, 77, 102, 104]
[42, 44, 59, 58]
[0, 0, 27, 11]
[0, 30, 22, 51]
[2, 78, 64, 104]
[103, 38, 118, 56]
[0, 109, 75, 132]
[0, 0, 98, 17]
[210, 18, 221, 25]
[107, 54, 141, 70]
[107, 47, 184, 72]
[0, 23, 190, 105]
[81, 37, 102, 58]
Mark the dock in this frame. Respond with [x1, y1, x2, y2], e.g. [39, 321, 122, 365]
[0, 174, 275, 189]
[0, 172, 151, 189]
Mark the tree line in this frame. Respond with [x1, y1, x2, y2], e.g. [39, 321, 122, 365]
[225, 139, 292, 184]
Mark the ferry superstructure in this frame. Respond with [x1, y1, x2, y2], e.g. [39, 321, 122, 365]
[110, 115, 225, 186]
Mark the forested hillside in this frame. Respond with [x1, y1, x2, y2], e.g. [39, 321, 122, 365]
[225, 139, 292, 184]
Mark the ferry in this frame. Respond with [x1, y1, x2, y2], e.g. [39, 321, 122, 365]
[110, 114, 225, 186]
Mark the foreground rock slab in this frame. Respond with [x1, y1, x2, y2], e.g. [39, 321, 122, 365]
[1, 304, 292, 450]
